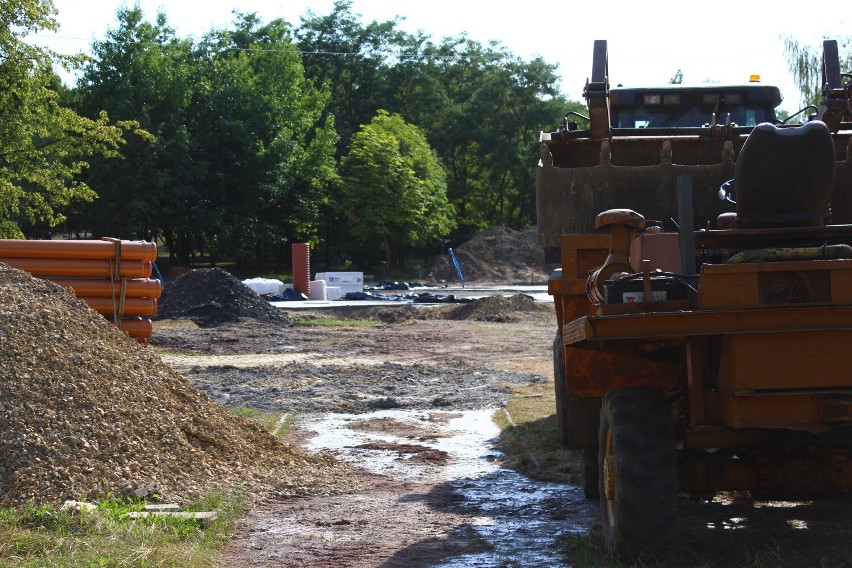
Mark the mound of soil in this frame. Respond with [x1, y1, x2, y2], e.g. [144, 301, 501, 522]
[0, 264, 353, 508]
[424, 226, 557, 284]
[324, 295, 550, 325]
[439, 294, 551, 323]
[157, 267, 291, 327]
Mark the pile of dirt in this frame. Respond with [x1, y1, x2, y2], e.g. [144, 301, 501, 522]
[424, 226, 557, 284]
[0, 264, 355, 508]
[157, 267, 291, 327]
[329, 295, 551, 324]
[437, 294, 552, 323]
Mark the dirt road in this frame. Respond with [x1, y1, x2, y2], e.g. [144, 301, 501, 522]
[153, 300, 586, 567]
[151, 299, 852, 568]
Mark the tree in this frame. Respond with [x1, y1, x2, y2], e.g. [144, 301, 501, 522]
[296, 0, 401, 154]
[783, 36, 852, 109]
[669, 69, 684, 84]
[385, 36, 567, 232]
[72, 9, 337, 266]
[72, 7, 200, 257]
[192, 14, 339, 265]
[0, 0, 136, 238]
[338, 110, 455, 271]
[296, 4, 575, 244]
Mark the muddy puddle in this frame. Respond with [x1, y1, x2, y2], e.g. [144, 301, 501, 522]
[304, 408, 597, 567]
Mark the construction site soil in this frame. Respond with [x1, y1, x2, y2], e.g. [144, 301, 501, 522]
[0, 226, 568, 566]
[3, 225, 850, 566]
[150, 273, 564, 567]
[0, 264, 357, 509]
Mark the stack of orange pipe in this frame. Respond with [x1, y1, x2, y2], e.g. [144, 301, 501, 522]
[0, 238, 160, 345]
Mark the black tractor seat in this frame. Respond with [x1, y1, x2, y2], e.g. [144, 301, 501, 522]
[733, 121, 836, 229]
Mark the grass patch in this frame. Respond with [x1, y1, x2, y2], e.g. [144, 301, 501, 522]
[229, 406, 282, 433]
[272, 413, 296, 438]
[0, 492, 246, 567]
[293, 315, 379, 327]
[151, 319, 199, 330]
[0, 407, 289, 566]
[492, 382, 580, 485]
[230, 407, 294, 438]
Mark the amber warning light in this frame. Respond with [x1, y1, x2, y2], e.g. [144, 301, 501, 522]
[749, 74, 761, 82]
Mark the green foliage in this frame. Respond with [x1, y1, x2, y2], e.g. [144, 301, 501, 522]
[296, 0, 402, 153]
[70, 6, 194, 246]
[382, 34, 567, 232]
[783, 36, 852, 109]
[339, 110, 455, 268]
[72, 8, 337, 265]
[0, 0, 138, 238]
[53, 1, 582, 264]
[298, 2, 568, 236]
[669, 69, 684, 84]
[196, 14, 338, 252]
[0, 493, 245, 566]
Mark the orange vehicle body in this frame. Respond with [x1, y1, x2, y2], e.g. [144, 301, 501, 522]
[541, 40, 852, 555]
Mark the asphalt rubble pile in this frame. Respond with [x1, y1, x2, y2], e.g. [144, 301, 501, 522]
[0, 263, 355, 508]
[157, 267, 291, 327]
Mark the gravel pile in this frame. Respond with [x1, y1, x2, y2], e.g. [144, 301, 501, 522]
[0, 263, 354, 508]
[157, 267, 291, 327]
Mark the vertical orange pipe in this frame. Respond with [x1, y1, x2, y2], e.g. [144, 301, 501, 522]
[292, 243, 310, 296]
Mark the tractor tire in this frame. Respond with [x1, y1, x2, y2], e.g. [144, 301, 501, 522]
[552, 333, 570, 446]
[598, 387, 677, 559]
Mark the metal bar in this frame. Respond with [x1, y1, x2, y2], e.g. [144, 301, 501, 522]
[564, 305, 852, 344]
[686, 339, 707, 427]
[695, 225, 852, 249]
[677, 176, 695, 273]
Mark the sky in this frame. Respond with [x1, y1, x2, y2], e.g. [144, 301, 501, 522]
[34, 0, 850, 115]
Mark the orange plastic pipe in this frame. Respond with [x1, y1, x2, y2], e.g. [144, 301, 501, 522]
[49, 277, 162, 299]
[118, 317, 153, 338]
[292, 242, 311, 295]
[0, 239, 157, 261]
[1, 258, 152, 278]
[82, 297, 157, 316]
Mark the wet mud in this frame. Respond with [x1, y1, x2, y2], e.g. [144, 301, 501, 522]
[304, 409, 597, 567]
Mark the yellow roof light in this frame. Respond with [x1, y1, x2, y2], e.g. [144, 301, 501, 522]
[749, 74, 761, 83]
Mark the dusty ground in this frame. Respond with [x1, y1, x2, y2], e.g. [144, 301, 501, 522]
[150, 299, 852, 568]
[152, 301, 563, 567]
